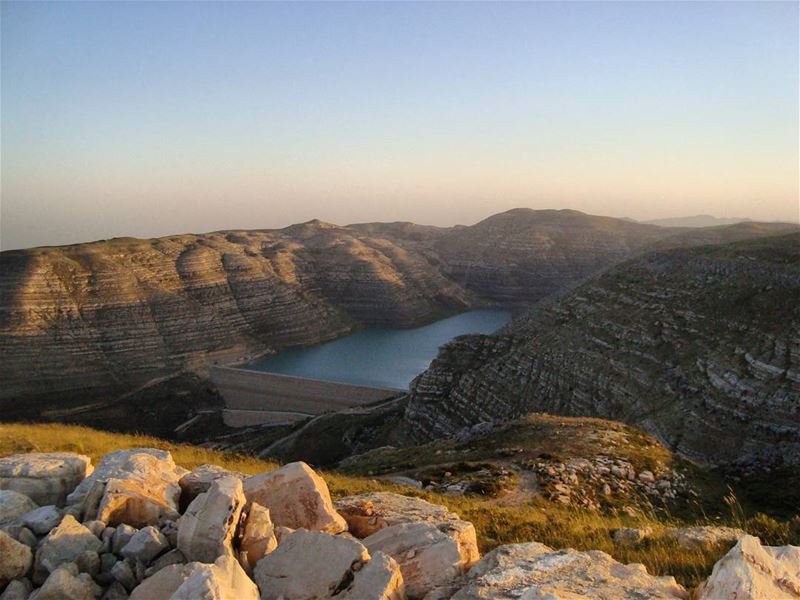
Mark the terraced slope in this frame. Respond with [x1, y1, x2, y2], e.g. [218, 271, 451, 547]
[405, 234, 800, 468]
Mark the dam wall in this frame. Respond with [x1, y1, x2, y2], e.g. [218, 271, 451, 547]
[211, 366, 403, 427]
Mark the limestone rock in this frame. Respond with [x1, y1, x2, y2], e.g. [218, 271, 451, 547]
[696, 535, 800, 599]
[254, 529, 369, 599]
[338, 551, 405, 600]
[243, 462, 346, 534]
[75, 550, 100, 578]
[22, 505, 63, 535]
[0, 453, 92, 506]
[0, 577, 32, 600]
[238, 502, 277, 571]
[612, 527, 654, 545]
[172, 555, 259, 600]
[37, 563, 101, 600]
[16, 527, 37, 548]
[101, 581, 129, 600]
[121, 525, 169, 564]
[34, 515, 102, 583]
[363, 521, 478, 598]
[111, 559, 138, 591]
[335, 492, 463, 538]
[0, 529, 33, 586]
[66, 449, 181, 528]
[178, 477, 245, 563]
[130, 563, 187, 600]
[144, 549, 186, 577]
[131, 555, 257, 600]
[0, 490, 38, 537]
[662, 526, 746, 548]
[82, 520, 106, 539]
[178, 465, 244, 507]
[112, 524, 137, 555]
[429, 542, 688, 599]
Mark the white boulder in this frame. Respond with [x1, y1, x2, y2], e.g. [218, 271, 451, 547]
[66, 449, 182, 527]
[243, 462, 346, 534]
[178, 465, 245, 506]
[36, 562, 100, 600]
[0, 490, 38, 537]
[363, 520, 479, 598]
[33, 515, 102, 583]
[121, 525, 169, 563]
[238, 502, 277, 571]
[338, 551, 405, 600]
[22, 505, 62, 535]
[696, 535, 800, 599]
[0, 529, 32, 586]
[254, 529, 369, 599]
[178, 477, 246, 563]
[0, 453, 92, 506]
[662, 526, 747, 548]
[130, 555, 257, 600]
[427, 542, 688, 600]
[334, 492, 462, 539]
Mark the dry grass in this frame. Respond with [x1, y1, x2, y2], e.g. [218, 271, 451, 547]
[0, 422, 781, 590]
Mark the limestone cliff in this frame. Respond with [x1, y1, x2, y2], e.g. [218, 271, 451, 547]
[405, 233, 800, 468]
[0, 223, 471, 417]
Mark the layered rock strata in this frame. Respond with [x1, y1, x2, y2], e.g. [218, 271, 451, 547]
[405, 234, 800, 467]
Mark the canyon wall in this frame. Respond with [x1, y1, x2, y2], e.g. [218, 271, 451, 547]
[404, 233, 800, 467]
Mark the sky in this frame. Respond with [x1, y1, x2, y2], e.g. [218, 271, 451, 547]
[1, 1, 798, 250]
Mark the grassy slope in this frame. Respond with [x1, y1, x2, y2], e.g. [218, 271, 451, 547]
[2, 422, 797, 590]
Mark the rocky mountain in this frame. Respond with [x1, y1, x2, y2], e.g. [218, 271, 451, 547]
[0, 209, 796, 434]
[404, 233, 800, 469]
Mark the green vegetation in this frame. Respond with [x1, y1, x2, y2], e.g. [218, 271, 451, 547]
[2, 422, 797, 591]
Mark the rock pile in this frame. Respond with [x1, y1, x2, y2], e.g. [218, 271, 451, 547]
[1, 449, 798, 599]
[528, 455, 689, 510]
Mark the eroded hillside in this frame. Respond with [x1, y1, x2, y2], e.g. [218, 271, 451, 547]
[404, 234, 800, 468]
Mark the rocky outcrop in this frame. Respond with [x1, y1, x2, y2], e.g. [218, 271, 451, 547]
[3, 446, 794, 600]
[696, 535, 800, 599]
[427, 542, 689, 599]
[405, 233, 800, 467]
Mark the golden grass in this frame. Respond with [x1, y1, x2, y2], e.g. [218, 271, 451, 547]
[0, 422, 754, 590]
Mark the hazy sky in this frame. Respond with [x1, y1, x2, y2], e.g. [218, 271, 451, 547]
[1, 1, 798, 250]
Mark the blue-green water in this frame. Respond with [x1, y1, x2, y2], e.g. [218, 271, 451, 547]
[244, 309, 511, 390]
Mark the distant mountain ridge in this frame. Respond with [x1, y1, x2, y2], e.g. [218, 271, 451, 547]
[0, 208, 797, 435]
[643, 215, 755, 228]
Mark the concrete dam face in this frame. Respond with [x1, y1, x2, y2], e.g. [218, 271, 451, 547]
[212, 366, 402, 427]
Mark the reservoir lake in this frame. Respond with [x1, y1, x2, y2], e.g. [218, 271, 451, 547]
[243, 309, 511, 390]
